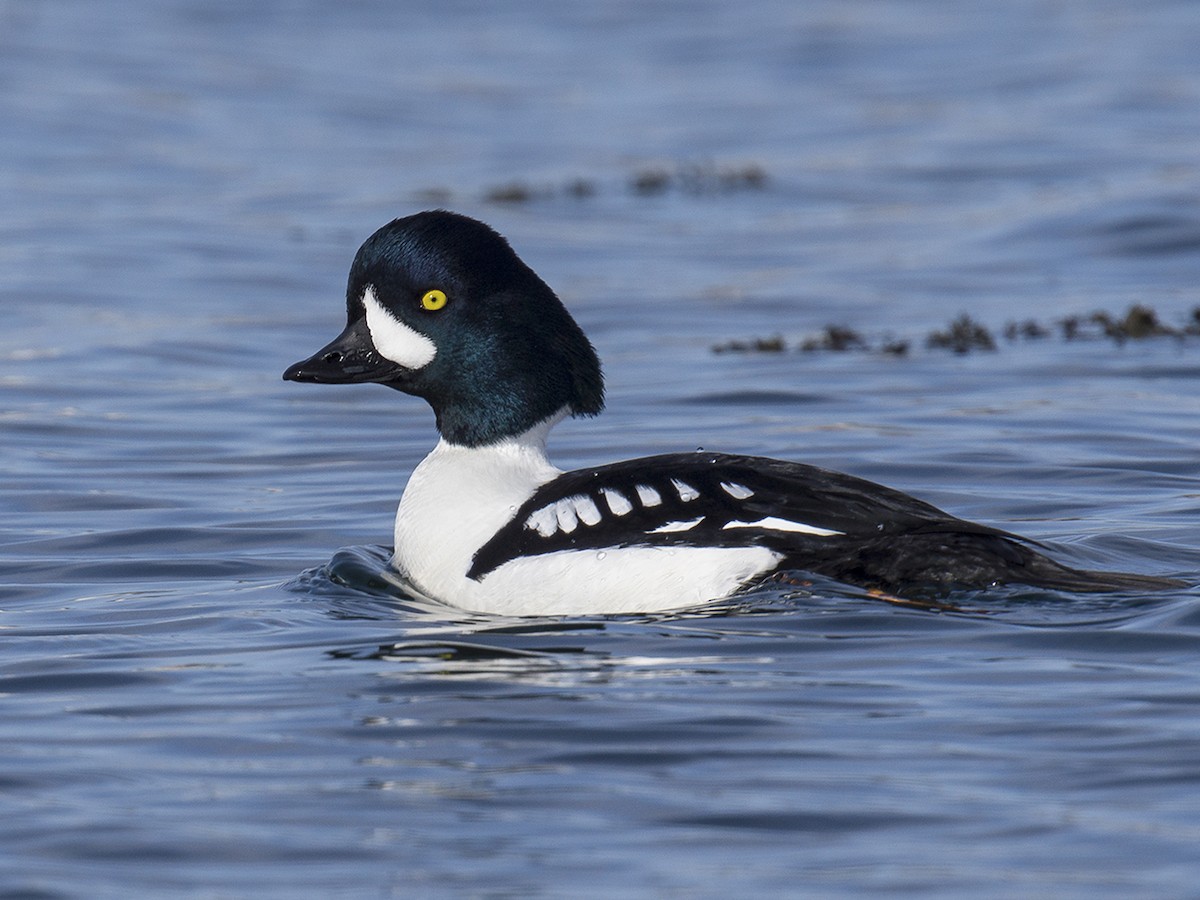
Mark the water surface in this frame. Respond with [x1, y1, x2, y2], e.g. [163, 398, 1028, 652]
[3, 1, 1200, 896]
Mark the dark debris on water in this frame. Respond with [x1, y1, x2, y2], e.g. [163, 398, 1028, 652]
[413, 161, 769, 207]
[713, 305, 1200, 356]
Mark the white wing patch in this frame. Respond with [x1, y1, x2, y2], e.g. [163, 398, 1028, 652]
[601, 488, 633, 516]
[722, 516, 843, 537]
[363, 286, 437, 369]
[525, 505, 559, 537]
[671, 479, 700, 502]
[524, 494, 604, 537]
[553, 499, 580, 534]
[516, 479, 835, 545]
[574, 495, 602, 526]
[635, 484, 662, 507]
[650, 517, 705, 534]
[720, 481, 755, 500]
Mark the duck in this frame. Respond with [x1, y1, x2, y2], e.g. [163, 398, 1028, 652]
[283, 210, 1178, 616]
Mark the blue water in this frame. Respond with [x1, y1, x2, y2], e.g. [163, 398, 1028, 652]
[4, 0, 1200, 895]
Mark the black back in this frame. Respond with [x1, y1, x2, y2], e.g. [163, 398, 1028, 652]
[469, 451, 1011, 579]
[468, 451, 1181, 595]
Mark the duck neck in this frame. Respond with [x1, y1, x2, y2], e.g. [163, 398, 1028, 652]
[434, 405, 567, 460]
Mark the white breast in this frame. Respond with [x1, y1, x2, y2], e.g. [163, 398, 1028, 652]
[391, 418, 782, 617]
[393, 432, 559, 606]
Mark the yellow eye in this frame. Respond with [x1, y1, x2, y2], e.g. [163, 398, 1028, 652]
[421, 289, 448, 311]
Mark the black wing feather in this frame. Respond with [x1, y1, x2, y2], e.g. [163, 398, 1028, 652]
[467, 452, 1005, 578]
[467, 452, 1179, 595]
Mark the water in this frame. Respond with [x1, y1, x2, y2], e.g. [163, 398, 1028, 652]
[3, 0, 1200, 895]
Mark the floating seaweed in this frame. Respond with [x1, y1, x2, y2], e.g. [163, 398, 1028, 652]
[1060, 304, 1183, 343]
[926, 315, 997, 354]
[484, 182, 550, 204]
[414, 161, 770, 206]
[484, 177, 599, 204]
[631, 162, 767, 196]
[799, 325, 867, 352]
[1003, 319, 1050, 341]
[712, 305, 1200, 357]
[630, 168, 672, 196]
[711, 334, 786, 354]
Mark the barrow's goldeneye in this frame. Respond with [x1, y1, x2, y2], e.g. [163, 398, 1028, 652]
[284, 210, 1178, 616]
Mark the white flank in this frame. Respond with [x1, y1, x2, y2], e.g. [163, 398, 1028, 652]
[363, 285, 437, 369]
[722, 516, 843, 537]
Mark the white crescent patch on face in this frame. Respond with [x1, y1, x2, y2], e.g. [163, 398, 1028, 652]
[362, 285, 437, 370]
